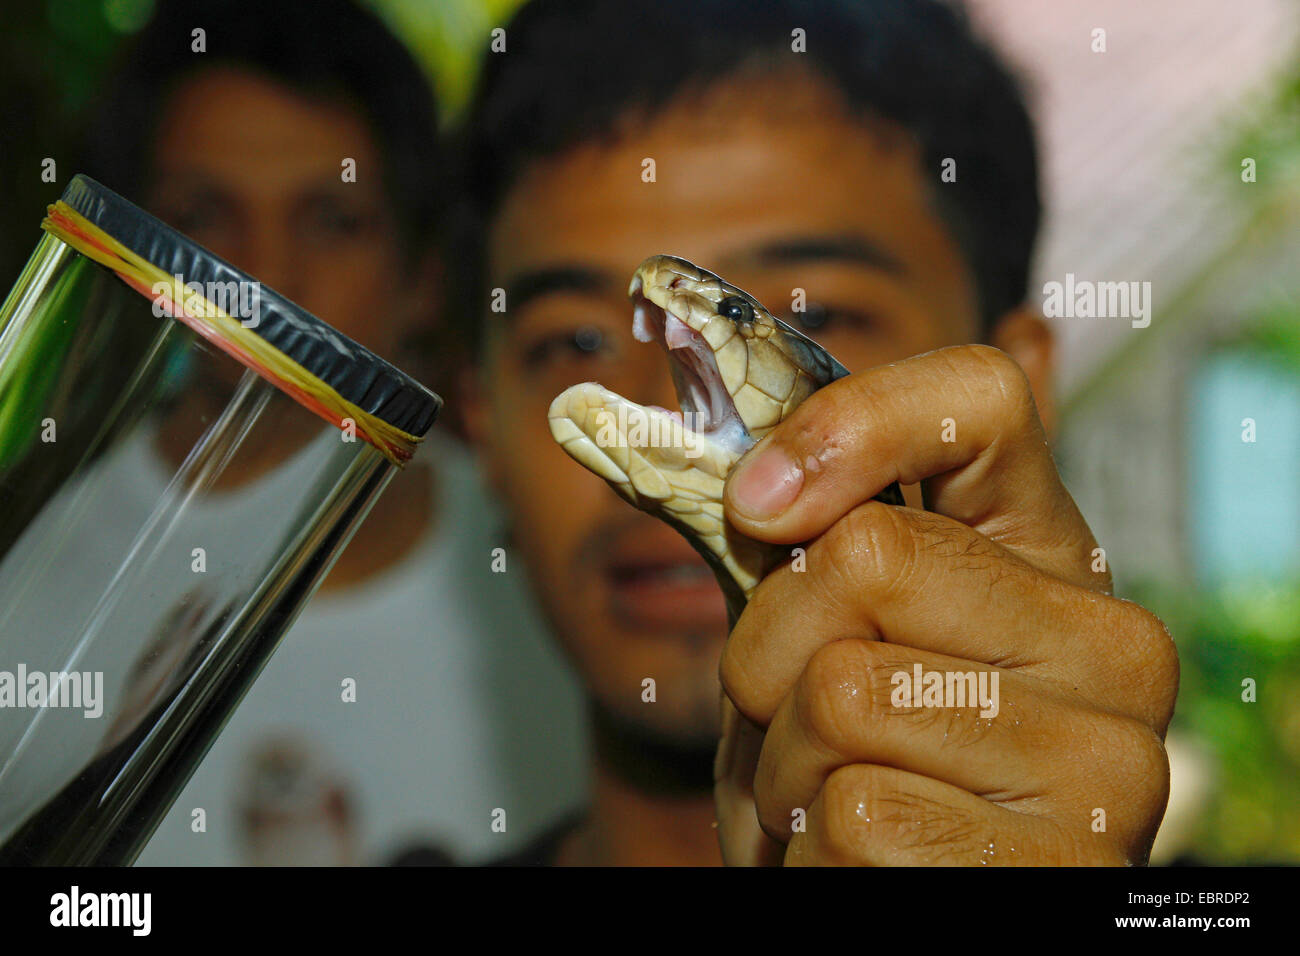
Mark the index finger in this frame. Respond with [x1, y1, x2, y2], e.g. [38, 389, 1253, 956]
[722, 344, 1106, 591]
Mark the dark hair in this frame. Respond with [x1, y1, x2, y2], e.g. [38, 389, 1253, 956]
[453, 0, 1040, 347]
[78, 0, 442, 257]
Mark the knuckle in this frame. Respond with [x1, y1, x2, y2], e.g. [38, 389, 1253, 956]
[819, 500, 916, 598]
[1114, 599, 1181, 724]
[755, 787, 790, 845]
[818, 765, 877, 861]
[718, 601, 789, 723]
[799, 640, 883, 754]
[1114, 716, 1172, 814]
[958, 344, 1037, 427]
[1135, 721, 1172, 788]
[822, 765, 988, 864]
[1137, 604, 1180, 686]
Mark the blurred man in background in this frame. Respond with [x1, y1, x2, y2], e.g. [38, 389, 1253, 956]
[75, 0, 577, 865]
[453, 0, 1179, 865]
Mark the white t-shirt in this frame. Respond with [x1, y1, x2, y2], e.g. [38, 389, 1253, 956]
[134, 429, 588, 865]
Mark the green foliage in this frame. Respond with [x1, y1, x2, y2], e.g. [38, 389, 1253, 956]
[368, 0, 528, 121]
[1130, 578, 1300, 862]
[0, 252, 90, 468]
[1225, 44, 1300, 199]
[1237, 300, 1300, 373]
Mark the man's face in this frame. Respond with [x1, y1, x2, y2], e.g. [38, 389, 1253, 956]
[142, 66, 434, 475]
[146, 66, 411, 358]
[471, 70, 982, 748]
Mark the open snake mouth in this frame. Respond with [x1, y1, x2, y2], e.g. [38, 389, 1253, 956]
[629, 286, 752, 457]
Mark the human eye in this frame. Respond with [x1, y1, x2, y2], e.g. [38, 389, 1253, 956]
[785, 302, 876, 335]
[304, 194, 370, 239]
[520, 324, 615, 370]
[158, 190, 235, 245]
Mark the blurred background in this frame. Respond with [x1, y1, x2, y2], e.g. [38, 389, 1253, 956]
[0, 0, 1295, 864]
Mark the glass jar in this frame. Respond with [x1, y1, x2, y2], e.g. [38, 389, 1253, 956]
[0, 175, 441, 864]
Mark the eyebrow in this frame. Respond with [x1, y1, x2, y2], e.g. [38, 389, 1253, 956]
[498, 235, 903, 315]
[502, 265, 615, 316]
[743, 234, 906, 276]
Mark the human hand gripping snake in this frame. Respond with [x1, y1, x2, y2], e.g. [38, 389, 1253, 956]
[547, 255, 1178, 870]
[547, 254, 905, 627]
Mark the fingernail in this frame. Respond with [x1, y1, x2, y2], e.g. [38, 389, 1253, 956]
[730, 444, 803, 520]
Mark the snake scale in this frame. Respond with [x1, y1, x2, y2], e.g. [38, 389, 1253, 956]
[548, 254, 905, 625]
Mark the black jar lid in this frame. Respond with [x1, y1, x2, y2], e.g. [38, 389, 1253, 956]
[57, 174, 441, 440]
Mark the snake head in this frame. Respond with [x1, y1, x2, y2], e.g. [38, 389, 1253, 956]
[627, 254, 846, 445]
[547, 254, 845, 610]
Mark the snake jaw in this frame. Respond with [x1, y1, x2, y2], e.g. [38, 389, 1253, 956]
[551, 255, 820, 616]
[546, 282, 766, 604]
[630, 291, 753, 458]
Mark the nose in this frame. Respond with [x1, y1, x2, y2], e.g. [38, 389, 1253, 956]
[234, 221, 302, 305]
[242, 249, 297, 305]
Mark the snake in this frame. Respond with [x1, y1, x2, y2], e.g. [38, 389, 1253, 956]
[547, 254, 904, 625]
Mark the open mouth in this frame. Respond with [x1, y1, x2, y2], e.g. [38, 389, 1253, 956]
[602, 527, 729, 627]
[629, 284, 751, 455]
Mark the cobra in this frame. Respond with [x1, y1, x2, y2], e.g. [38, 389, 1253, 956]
[547, 254, 904, 624]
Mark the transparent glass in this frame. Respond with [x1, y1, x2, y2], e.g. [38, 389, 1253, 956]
[0, 235, 401, 864]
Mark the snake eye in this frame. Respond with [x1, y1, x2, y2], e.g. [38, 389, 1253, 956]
[718, 295, 755, 324]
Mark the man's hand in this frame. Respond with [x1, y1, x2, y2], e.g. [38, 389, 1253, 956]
[713, 345, 1179, 866]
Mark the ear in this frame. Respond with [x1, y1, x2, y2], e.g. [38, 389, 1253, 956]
[988, 306, 1057, 439]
